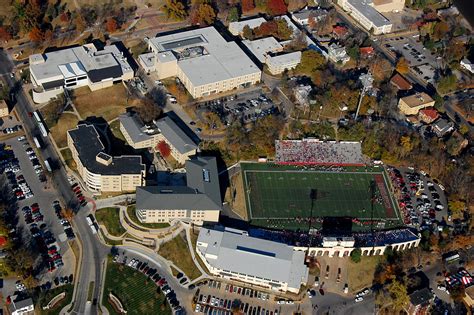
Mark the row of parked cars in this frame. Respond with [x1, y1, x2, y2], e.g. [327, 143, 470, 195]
[24, 143, 46, 182]
[354, 288, 370, 302]
[195, 294, 279, 315]
[1, 124, 23, 134]
[53, 200, 75, 240]
[118, 256, 182, 312]
[71, 183, 87, 207]
[1, 143, 35, 200]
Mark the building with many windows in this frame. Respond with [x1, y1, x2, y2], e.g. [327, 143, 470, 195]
[398, 92, 435, 116]
[67, 124, 145, 193]
[29, 43, 134, 103]
[196, 227, 309, 293]
[337, 0, 393, 34]
[119, 112, 198, 164]
[139, 27, 261, 98]
[135, 156, 222, 225]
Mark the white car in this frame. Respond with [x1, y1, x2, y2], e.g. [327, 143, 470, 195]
[277, 300, 285, 305]
[17, 136, 26, 141]
[437, 284, 446, 291]
[355, 297, 363, 302]
[286, 300, 294, 305]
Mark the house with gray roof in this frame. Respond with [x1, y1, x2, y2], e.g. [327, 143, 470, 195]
[135, 156, 221, 225]
[119, 112, 198, 164]
[196, 227, 309, 293]
[9, 296, 34, 315]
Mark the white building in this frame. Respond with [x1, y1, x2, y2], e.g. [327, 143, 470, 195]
[337, 0, 393, 34]
[8, 297, 34, 315]
[328, 43, 350, 65]
[29, 43, 134, 103]
[196, 227, 309, 293]
[294, 85, 313, 107]
[135, 156, 222, 225]
[139, 27, 261, 98]
[291, 8, 329, 25]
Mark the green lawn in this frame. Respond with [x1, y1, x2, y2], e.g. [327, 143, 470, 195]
[61, 148, 77, 171]
[95, 207, 126, 237]
[36, 284, 74, 315]
[109, 120, 126, 142]
[126, 205, 170, 229]
[240, 162, 401, 231]
[102, 258, 171, 315]
[158, 235, 201, 280]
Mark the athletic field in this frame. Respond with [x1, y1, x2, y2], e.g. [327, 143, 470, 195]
[240, 163, 403, 231]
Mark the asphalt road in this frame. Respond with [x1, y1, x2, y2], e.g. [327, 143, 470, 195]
[0, 49, 106, 315]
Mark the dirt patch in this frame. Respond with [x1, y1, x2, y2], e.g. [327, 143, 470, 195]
[347, 255, 383, 292]
[50, 113, 79, 148]
[73, 84, 129, 122]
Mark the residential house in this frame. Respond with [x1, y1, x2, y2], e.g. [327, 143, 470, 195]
[291, 8, 329, 26]
[407, 288, 433, 315]
[359, 47, 375, 58]
[418, 108, 439, 124]
[294, 85, 313, 107]
[328, 43, 350, 65]
[8, 296, 34, 315]
[390, 73, 413, 91]
[333, 25, 349, 38]
[460, 58, 474, 74]
[432, 118, 454, 137]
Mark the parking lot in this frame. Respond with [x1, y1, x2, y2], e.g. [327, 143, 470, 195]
[196, 89, 278, 127]
[387, 167, 448, 228]
[0, 136, 75, 284]
[192, 278, 306, 315]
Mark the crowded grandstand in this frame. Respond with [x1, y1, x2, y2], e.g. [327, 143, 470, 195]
[275, 139, 365, 166]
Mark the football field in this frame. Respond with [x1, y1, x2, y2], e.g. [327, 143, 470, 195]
[241, 163, 402, 231]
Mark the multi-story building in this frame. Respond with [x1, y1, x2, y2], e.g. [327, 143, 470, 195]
[291, 8, 329, 25]
[418, 108, 439, 124]
[0, 100, 8, 117]
[398, 92, 435, 116]
[196, 227, 309, 293]
[337, 0, 393, 34]
[139, 27, 261, 98]
[119, 113, 198, 164]
[135, 156, 222, 225]
[67, 124, 145, 193]
[29, 43, 134, 103]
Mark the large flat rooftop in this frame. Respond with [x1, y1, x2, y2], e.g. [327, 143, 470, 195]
[346, 0, 391, 27]
[148, 27, 260, 87]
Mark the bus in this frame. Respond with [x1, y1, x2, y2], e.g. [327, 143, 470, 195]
[86, 215, 94, 226]
[38, 122, 48, 137]
[90, 224, 97, 234]
[33, 110, 42, 124]
[33, 136, 42, 149]
[44, 158, 52, 172]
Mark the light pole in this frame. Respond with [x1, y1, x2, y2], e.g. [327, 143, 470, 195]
[307, 189, 317, 255]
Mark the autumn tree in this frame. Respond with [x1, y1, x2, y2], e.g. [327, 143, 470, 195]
[60, 11, 70, 23]
[350, 248, 362, 263]
[395, 57, 409, 74]
[29, 27, 44, 43]
[61, 208, 75, 221]
[227, 7, 239, 22]
[370, 56, 393, 82]
[295, 50, 327, 76]
[44, 29, 54, 42]
[161, 0, 187, 21]
[387, 280, 409, 313]
[157, 140, 171, 158]
[74, 16, 86, 33]
[266, 0, 287, 16]
[136, 98, 162, 123]
[191, 1, 216, 26]
[242, 0, 255, 12]
[106, 18, 118, 33]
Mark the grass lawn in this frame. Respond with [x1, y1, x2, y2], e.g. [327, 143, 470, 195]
[109, 120, 126, 142]
[240, 162, 401, 231]
[158, 234, 201, 280]
[73, 84, 129, 122]
[95, 207, 126, 237]
[347, 256, 383, 292]
[36, 284, 74, 315]
[102, 258, 171, 315]
[61, 148, 77, 171]
[190, 230, 210, 274]
[50, 113, 79, 148]
[126, 205, 170, 229]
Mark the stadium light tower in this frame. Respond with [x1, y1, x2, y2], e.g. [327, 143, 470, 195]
[307, 189, 317, 254]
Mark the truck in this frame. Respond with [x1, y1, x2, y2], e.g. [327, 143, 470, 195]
[33, 136, 41, 149]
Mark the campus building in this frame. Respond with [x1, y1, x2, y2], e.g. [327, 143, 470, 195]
[337, 0, 393, 34]
[8, 296, 34, 315]
[119, 112, 198, 164]
[135, 156, 222, 225]
[138, 27, 261, 98]
[67, 124, 145, 193]
[398, 92, 435, 116]
[243, 37, 302, 75]
[196, 227, 309, 293]
[29, 43, 134, 103]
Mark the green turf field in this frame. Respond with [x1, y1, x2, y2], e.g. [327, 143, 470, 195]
[240, 163, 402, 231]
